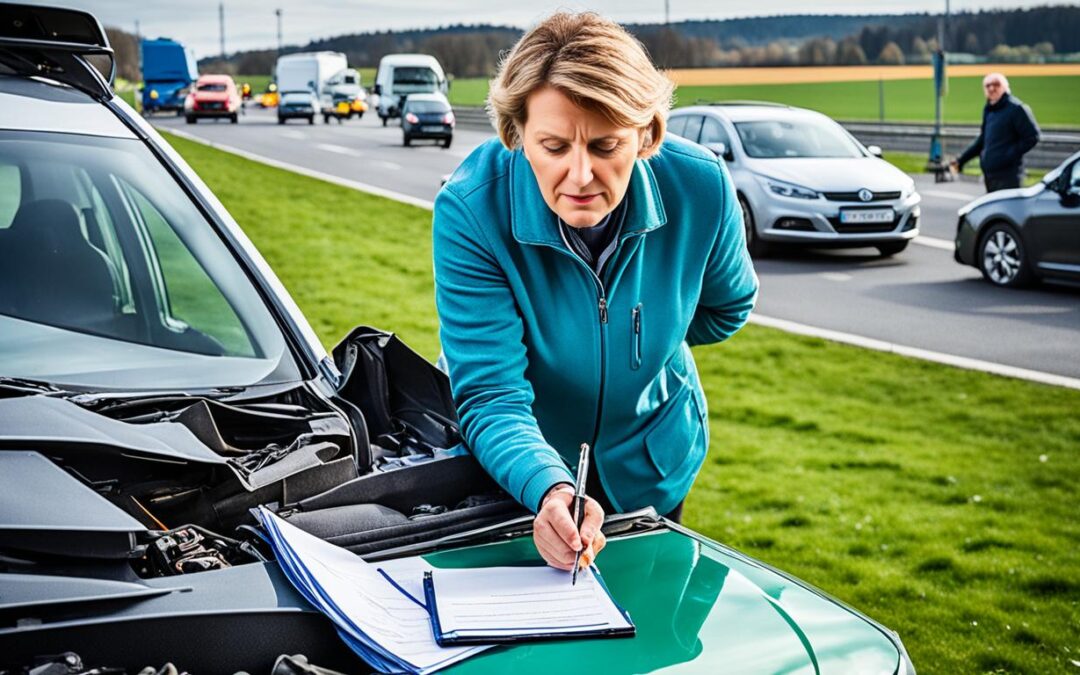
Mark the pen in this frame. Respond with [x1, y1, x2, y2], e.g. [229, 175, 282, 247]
[571, 442, 590, 586]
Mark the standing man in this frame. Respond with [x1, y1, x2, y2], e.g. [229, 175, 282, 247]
[951, 72, 1040, 192]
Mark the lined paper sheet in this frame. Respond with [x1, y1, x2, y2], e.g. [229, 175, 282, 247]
[428, 565, 633, 639]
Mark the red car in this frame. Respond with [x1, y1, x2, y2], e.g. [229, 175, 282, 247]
[184, 74, 241, 124]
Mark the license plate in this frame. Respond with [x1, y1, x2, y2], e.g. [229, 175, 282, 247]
[422, 125, 444, 133]
[840, 208, 894, 224]
[204, 102, 223, 110]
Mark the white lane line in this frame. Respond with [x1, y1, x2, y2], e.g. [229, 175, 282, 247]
[922, 189, 974, 201]
[279, 130, 307, 140]
[749, 314, 1080, 391]
[820, 272, 852, 282]
[315, 143, 403, 171]
[158, 126, 1078, 391]
[161, 127, 433, 210]
[913, 235, 955, 251]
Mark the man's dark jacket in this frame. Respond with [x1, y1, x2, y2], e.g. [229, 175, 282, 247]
[957, 94, 1040, 176]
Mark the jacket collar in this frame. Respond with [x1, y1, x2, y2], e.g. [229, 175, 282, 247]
[509, 149, 667, 247]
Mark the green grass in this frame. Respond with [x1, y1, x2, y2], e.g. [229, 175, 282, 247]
[882, 151, 1048, 185]
[161, 130, 1080, 674]
[443, 75, 1080, 127]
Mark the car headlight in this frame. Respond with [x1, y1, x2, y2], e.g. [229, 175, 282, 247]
[900, 180, 916, 200]
[754, 174, 820, 200]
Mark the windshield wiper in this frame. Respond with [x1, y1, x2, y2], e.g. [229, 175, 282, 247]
[0, 376, 72, 397]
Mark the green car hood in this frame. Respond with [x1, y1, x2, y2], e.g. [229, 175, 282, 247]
[426, 529, 902, 674]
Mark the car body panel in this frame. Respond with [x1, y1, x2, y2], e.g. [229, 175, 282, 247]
[0, 75, 135, 138]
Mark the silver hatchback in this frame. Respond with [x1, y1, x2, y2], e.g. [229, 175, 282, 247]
[668, 103, 920, 257]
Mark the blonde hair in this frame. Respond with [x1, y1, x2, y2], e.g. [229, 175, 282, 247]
[487, 12, 674, 158]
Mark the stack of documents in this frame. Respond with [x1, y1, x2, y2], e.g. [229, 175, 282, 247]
[256, 508, 488, 674]
[256, 507, 636, 674]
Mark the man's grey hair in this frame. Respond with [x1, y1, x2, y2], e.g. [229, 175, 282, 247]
[983, 72, 1010, 93]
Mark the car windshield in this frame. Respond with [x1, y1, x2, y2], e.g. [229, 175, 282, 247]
[197, 82, 228, 92]
[392, 67, 438, 93]
[734, 117, 865, 159]
[406, 101, 449, 114]
[0, 130, 300, 391]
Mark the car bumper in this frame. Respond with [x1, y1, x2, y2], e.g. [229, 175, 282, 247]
[404, 123, 453, 139]
[954, 213, 979, 266]
[748, 183, 921, 247]
[279, 109, 314, 118]
[189, 108, 235, 117]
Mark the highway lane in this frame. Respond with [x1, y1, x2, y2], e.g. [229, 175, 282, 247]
[154, 107, 1080, 379]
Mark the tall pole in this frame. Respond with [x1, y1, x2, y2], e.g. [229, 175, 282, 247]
[665, 0, 670, 26]
[927, 0, 949, 178]
[219, 2, 225, 60]
[276, 8, 283, 55]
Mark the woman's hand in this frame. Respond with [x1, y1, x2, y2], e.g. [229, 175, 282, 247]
[533, 484, 607, 571]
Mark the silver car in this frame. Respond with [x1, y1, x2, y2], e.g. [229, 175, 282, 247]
[955, 150, 1080, 287]
[668, 103, 920, 257]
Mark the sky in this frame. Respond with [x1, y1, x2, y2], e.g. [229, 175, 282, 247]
[45, 0, 1055, 59]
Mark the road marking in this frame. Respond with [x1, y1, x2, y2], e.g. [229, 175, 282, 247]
[279, 130, 307, 140]
[922, 189, 974, 201]
[157, 126, 1079, 391]
[913, 235, 955, 250]
[161, 127, 434, 210]
[820, 272, 852, 282]
[749, 314, 1080, 391]
[315, 143, 403, 170]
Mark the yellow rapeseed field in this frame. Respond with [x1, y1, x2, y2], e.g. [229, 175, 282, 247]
[666, 63, 1080, 86]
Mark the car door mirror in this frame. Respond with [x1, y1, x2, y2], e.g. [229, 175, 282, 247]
[704, 142, 734, 162]
[867, 145, 883, 158]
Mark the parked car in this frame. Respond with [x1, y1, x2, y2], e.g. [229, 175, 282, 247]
[954, 150, 1080, 287]
[277, 90, 317, 124]
[401, 93, 454, 148]
[668, 103, 920, 257]
[0, 7, 916, 675]
[184, 74, 241, 124]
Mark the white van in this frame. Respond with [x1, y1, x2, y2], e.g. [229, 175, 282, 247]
[274, 51, 349, 122]
[374, 54, 447, 126]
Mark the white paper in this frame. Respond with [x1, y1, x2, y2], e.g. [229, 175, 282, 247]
[429, 565, 633, 638]
[258, 508, 488, 674]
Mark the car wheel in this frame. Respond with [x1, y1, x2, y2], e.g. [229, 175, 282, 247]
[381, 115, 388, 127]
[403, 135, 411, 147]
[357, 111, 364, 119]
[443, 136, 453, 149]
[323, 114, 331, 124]
[278, 117, 285, 125]
[185, 115, 195, 124]
[876, 241, 908, 257]
[738, 196, 771, 257]
[978, 222, 1034, 288]
[230, 114, 238, 124]
[308, 116, 314, 125]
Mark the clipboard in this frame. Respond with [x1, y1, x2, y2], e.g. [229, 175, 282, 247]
[422, 567, 636, 646]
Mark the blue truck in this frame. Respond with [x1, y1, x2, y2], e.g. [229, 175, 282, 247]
[140, 38, 198, 114]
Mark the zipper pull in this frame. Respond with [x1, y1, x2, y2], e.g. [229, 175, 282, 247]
[632, 306, 641, 334]
[598, 297, 608, 324]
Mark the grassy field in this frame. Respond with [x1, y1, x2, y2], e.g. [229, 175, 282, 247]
[161, 131, 1079, 674]
[445, 74, 1080, 128]
[882, 152, 1048, 186]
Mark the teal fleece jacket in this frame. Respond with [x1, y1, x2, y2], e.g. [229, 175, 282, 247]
[433, 135, 758, 516]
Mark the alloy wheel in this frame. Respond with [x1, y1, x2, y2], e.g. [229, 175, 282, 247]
[981, 229, 1021, 285]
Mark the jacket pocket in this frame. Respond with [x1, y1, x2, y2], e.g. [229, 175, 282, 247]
[630, 304, 643, 371]
[644, 385, 701, 479]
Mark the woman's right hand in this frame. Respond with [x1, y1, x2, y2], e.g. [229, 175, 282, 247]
[533, 484, 606, 571]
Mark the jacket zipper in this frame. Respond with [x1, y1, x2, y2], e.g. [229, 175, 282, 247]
[631, 304, 642, 371]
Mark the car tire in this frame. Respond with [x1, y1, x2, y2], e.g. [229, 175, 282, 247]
[403, 135, 411, 147]
[308, 116, 314, 125]
[443, 136, 453, 149]
[739, 196, 771, 257]
[978, 222, 1034, 288]
[357, 111, 364, 119]
[876, 241, 908, 257]
[381, 115, 388, 127]
[230, 114, 238, 124]
[323, 114, 331, 124]
[278, 117, 285, 125]
[185, 115, 195, 124]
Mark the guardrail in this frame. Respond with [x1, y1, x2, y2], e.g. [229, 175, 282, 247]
[452, 106, 1079, 170]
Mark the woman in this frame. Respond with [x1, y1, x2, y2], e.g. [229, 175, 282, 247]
[432, 13, 758, 572]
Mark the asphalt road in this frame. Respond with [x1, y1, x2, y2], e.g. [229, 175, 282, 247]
[155, 107, 1080, 379]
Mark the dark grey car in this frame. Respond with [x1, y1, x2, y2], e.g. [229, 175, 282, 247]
[955, 151, 1080, 287]
[401, 93, 454, 148]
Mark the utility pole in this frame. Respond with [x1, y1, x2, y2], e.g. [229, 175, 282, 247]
[275, 8, 283, 56]
[927, 0, 950, 180]
[664, 0, 670, 27]
[219, 2, 226, 60]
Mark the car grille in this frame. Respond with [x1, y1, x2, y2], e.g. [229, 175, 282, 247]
[822, 191, 901, 202]
[827, 215, 902, 234]
[200, 102, 224, 110]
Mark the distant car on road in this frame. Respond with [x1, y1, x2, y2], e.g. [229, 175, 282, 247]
[667, 103, 920, 257]
[954, 150, 1080, 288]
[278, 90, 317, 125]
[184, 74, 240, 124]
[401, 93, 454, 148]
